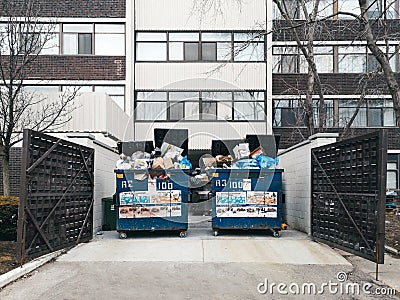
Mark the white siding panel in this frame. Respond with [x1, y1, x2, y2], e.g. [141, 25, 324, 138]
[135, 122, 267, 149]
[42, 92, 133, 141]
[135, 0, 266, 30]
[135, 63, 266, 90]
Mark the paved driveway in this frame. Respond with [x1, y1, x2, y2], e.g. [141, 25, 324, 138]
[0, 229, 398, 300]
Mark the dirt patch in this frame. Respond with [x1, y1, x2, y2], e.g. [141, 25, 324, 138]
[0, 241, 17, 275]
[385, 213, 400, 254]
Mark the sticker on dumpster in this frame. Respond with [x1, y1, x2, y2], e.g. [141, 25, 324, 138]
[119, 206, 134, 218]
[119, 192, 151, 205]
[118, 190, 182, 218]
[215, 191, 278, 218]
[243, 179, 251, 191]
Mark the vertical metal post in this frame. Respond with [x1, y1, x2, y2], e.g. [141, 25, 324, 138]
[16, 129, 31, 265]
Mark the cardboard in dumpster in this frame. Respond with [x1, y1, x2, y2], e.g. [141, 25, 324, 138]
[233, 143, 250, 160]
[154, 128, 188, 157]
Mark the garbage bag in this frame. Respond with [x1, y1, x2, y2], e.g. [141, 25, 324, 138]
[179, 156, 192, 169]
[256, 155, 279, 169]
[235, 159, 258, 169]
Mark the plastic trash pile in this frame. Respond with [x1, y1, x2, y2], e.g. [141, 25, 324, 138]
[202, 143, 279, 171]
[116, 141, 192, 172]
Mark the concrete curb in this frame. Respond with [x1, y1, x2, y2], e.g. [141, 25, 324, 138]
[0, 249, 64, 289]
[385, 245, 400, 256]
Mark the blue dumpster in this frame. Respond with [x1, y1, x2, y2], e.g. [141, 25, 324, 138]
[211, 169, 283, 237]
[115, 169, 189, 238]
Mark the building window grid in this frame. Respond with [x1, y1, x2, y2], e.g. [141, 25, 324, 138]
[273, 0, 400, 20]
[273, 98, 396, 127]
[61, 23, 125, 55]
[135, 91, 266, 121]
[273, 44, 399, 73]
[135, 31, 265, 62]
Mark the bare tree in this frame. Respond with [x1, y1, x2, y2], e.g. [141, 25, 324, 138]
[357, 0, 400, 124]
[0, 0, 77, 195]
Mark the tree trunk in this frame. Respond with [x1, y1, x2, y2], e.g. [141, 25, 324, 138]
[2, 153, 11, 196]
[359, 0, 400, 125]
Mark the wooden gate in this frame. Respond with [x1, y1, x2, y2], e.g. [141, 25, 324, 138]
[16, 130, 94, 264]
[311, 131, 387, 264]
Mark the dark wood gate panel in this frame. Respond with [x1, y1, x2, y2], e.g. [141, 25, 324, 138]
[16, 129, 94, 263]
[311, 131, 387, 264]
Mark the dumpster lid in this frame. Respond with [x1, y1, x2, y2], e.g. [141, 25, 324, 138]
[245, 134, 280, 158]
[211, 139, 244, 157]
[117, 141, 154, 156]
[154, 128, 189, 156]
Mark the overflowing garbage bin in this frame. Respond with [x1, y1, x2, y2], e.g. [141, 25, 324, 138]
[208, 136, 283, 237]
[115, 169, 189, 238]
[114, 128, 190, 238]
[211, 169, 283, 237]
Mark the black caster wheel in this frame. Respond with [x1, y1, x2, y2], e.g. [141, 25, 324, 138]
[179, 231, 187, 238]
[213, 230, 219, 237]
[273, 231, 280, 238]
[119, 232, 127, 239]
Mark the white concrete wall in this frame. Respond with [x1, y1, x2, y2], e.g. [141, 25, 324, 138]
[49, 133, 119, 234]
[278, 133, 339, 234]
[135, 63, 266, 91]
[135, 0, 266, 31]
[135, 122, 267, 149]
[41, 92, 133, 144]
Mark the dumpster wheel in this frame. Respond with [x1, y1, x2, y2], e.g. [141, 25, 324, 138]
[213, 230, 219, 237]
[119, 232, 127, 239]
[273, 231, 280, 238]
[179, 231, 187, 238]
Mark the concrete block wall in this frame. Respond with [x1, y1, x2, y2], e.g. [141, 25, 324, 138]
[278, 133, 338, 234]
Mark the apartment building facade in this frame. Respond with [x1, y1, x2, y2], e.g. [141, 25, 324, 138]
[1, 0, 400, 189]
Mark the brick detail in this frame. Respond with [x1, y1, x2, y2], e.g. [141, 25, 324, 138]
[273, 19, 400, 41]
[1, 56, 126, 81]
[0, 148, 22, 197]
[274, 127, 400, 150]
[272, 73, 398, 95]
[2, 0, 126, 18]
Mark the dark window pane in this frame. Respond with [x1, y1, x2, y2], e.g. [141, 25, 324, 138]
[368, 108, 382, 126]
[170, 102, 184, 120]
[202, 42, 217, 61]
[184, 43, 199, 61]
[78, 33, 92, 54]
[202, 101, 217, 120]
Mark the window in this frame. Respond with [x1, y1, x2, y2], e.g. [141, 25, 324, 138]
[367, 46, 397, 72]
[136, 32, 167, 61]
[94, 86, 125, 110]
[337, 0, 361, 19]
[202, 43, 217, 61]
[169, 91, 200, 120]
[201, 32, 232, 61]
[184, 42, 199, 61]
[234, 33, 264, 61]
[338, 46, 366, 73]
[135, 92, 167, 120]
[63, 24, 93, 54]
[338, 99, 395, 127]
[273, 0, 334, 20]
[135, 31, 265, 62]
[273, 100, 305, 127]
[387, 155, 399, 190]
[135, 91, 265, 121]
[273, 46, 298, 73]
[94, 24, 125, 55]
[62, 23, 125, 55]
